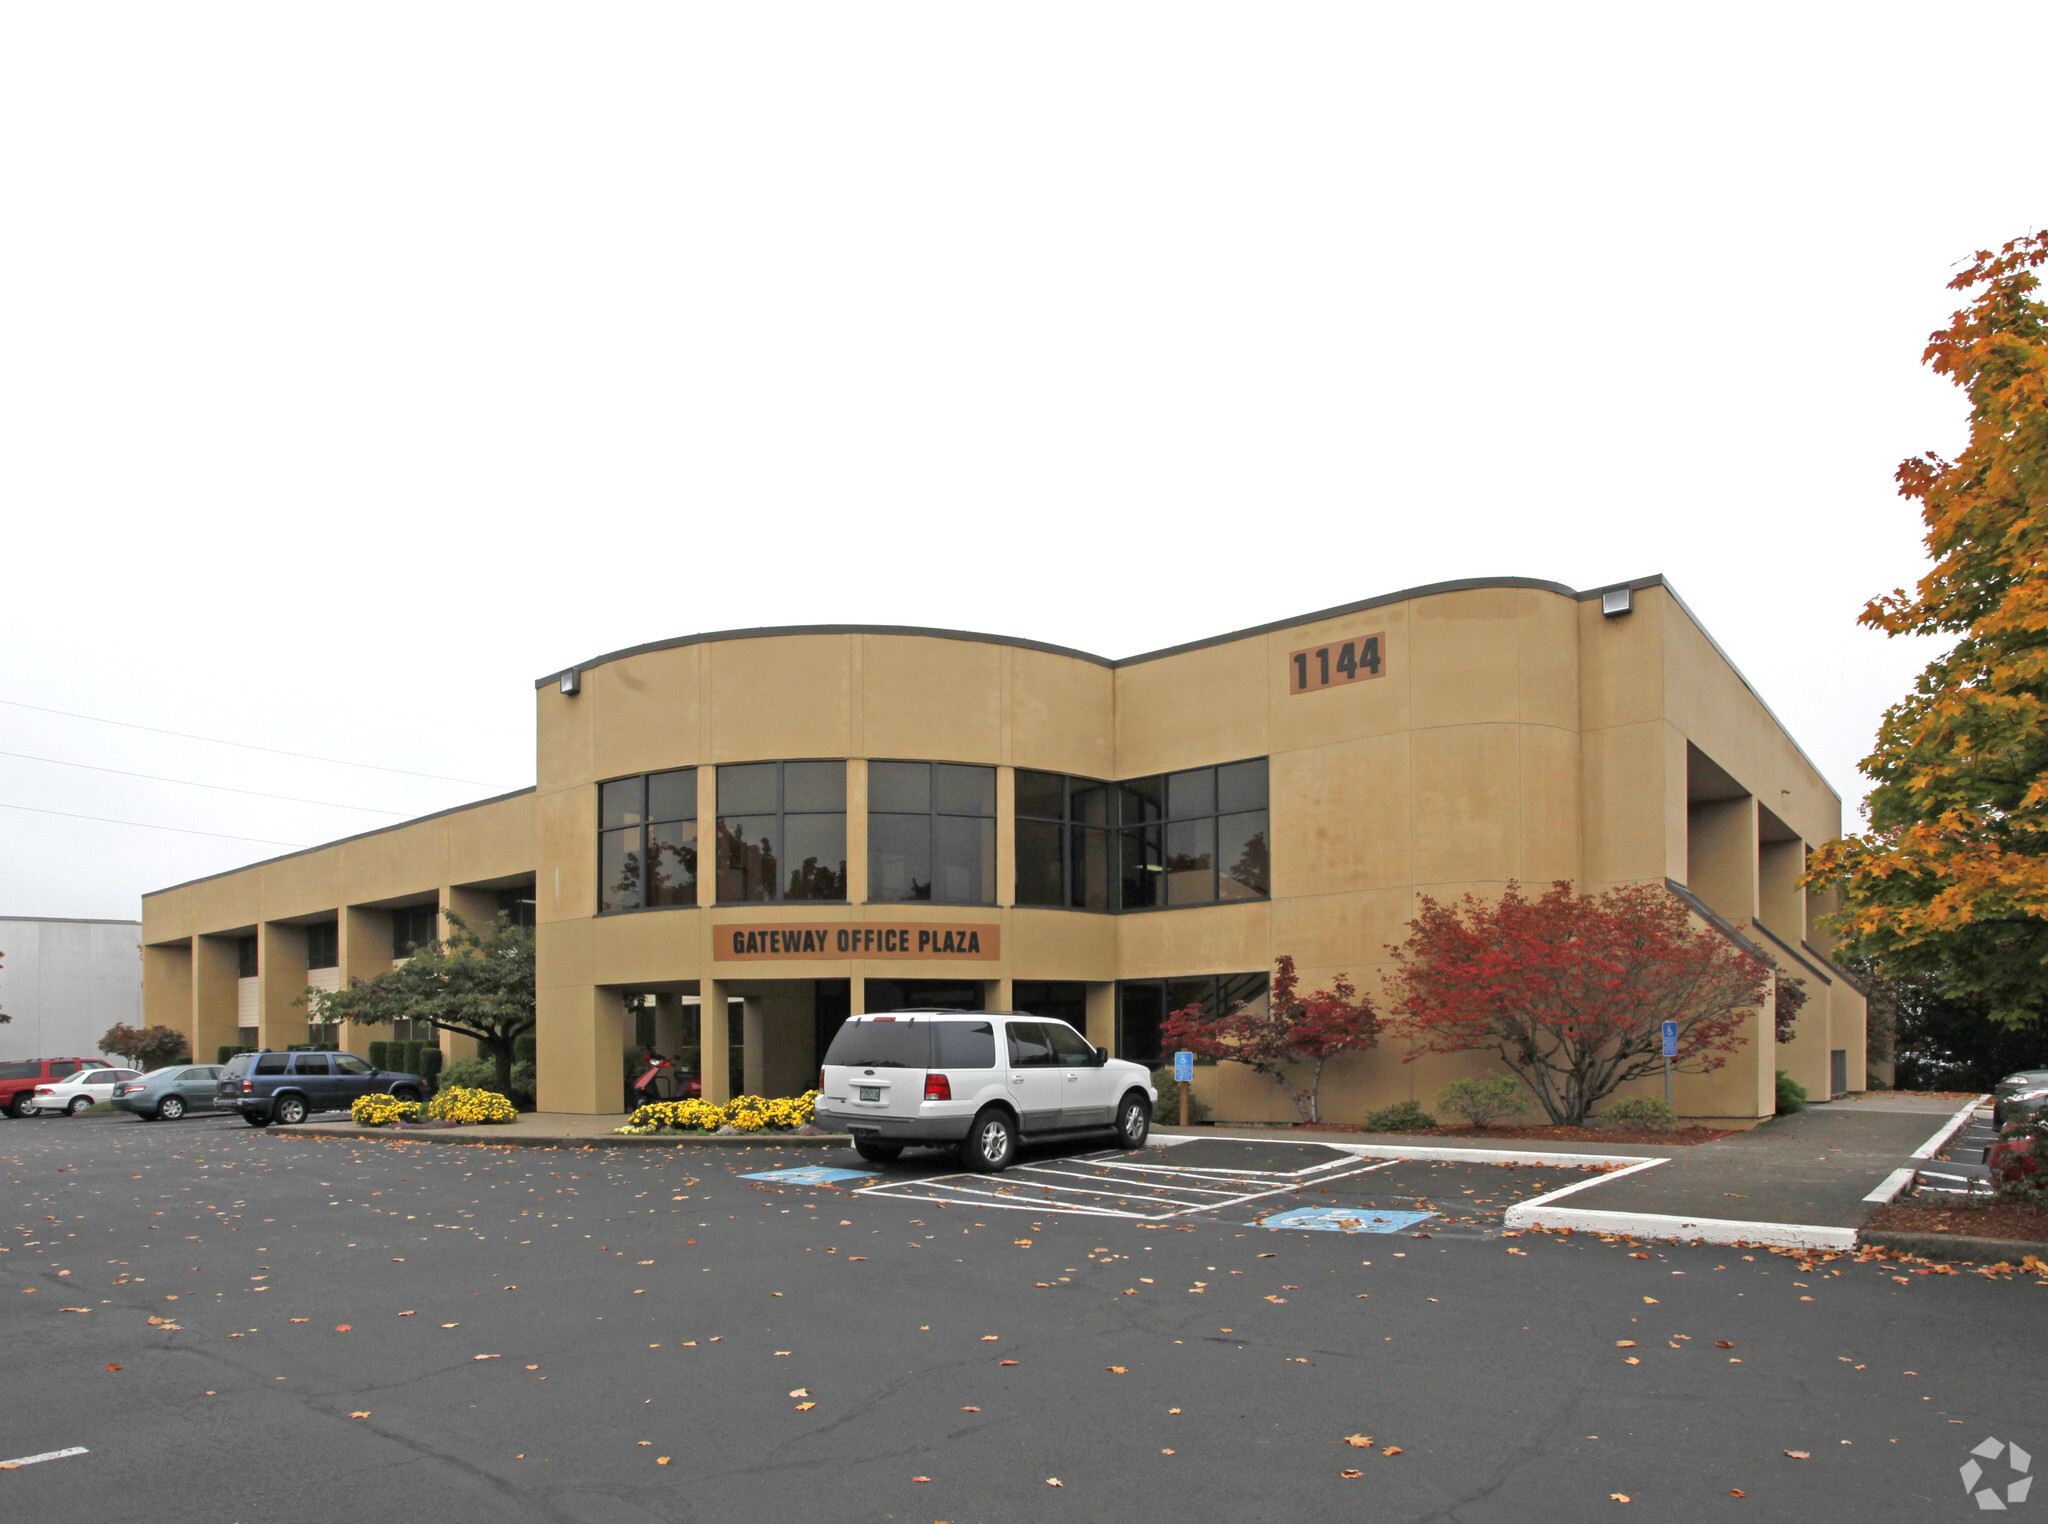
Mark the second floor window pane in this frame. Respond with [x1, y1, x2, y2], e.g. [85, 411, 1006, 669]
[716, 761, 846, 903]
[1116, 759, 1268, 910]
[868, 761, 994, 905]
[1014, 770, 1112, 911]
[600, 767, 697, 912]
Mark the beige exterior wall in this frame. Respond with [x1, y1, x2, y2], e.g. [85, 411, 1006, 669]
[143, 578, 1859, 1122]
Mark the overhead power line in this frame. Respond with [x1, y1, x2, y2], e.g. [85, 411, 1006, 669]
[0, 749, 412, 815]
[0, 800, 309, 847]
[0, 698, 507, 787]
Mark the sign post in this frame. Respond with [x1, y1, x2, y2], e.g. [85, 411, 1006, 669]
[1173, 1050, 1194, 1127]
[1661, 1021, 1678, 1106]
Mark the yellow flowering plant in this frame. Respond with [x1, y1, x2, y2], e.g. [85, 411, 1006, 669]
[351, 1093, 423, 1127]
[427, 1085, 517, 1125]
[617, 1090, 818, 1135]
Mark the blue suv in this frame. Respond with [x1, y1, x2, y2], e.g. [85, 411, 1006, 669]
[217, 1050, 429, 1127]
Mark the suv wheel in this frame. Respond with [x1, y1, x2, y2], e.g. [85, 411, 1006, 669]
[391, 1087, 423, 1106]
[9, 1092, 40, 1119]
[67, 1096, 93, 1116]
[962, 1108, 1017, 1174]
[852, 1140, 903, 1164]
[241, 1112, 270, 1127]
[1116, 1093, 1152, 1150]
[157, 1096, 186, 1121]
[273, 1095, 310, 1126]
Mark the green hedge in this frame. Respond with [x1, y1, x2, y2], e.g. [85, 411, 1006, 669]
[514, 1032, 537, 1064]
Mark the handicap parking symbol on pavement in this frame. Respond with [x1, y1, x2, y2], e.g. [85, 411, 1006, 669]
[1257, 1206, 1437, 1234]
[740, 1166, 878, 1186]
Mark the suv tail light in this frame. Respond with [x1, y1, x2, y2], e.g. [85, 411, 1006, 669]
[924, 1072, 951, 1102]
[241, 1081, 254, 1093]
[818, 1068, 825, 1091]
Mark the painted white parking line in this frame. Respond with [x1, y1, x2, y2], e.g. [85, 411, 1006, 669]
[0, 1446, 89, 1471]
[857, 1158, 1398, 1221]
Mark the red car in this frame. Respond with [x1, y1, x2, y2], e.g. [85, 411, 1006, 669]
[0, 1058, 114, 1119]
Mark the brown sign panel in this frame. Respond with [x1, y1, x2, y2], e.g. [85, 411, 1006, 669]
[1288, 632, 1386, 695]
[714, 922, 1001, 962]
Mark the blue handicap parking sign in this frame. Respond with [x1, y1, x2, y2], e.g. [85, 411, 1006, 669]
[1173, 1051, 1195, 1083]
[1662, 1020, 1678, 1058]
[740, 1166, 876, 1186]
[1257, 1207, 1437, 1234]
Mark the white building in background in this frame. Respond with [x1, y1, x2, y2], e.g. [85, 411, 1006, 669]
[0, 917, 142, 1062]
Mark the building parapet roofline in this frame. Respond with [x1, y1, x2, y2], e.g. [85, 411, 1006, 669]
[140, 787, 537, 902]
[536, 574, 1666, 687]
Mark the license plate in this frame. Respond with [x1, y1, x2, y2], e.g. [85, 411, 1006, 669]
[858, 1086, 881, 1103]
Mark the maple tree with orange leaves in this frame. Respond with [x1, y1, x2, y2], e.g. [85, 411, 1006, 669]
[1807, 230, 2048, 1024]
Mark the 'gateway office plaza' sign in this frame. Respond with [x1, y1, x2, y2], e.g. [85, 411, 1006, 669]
[715, 923, 1001, 962]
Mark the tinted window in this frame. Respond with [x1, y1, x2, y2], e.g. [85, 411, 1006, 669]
[1006, 1022, 1056, 1067]
[931, 1021, 997, 1069]
[334, 1056, 372, 1075]
[304, 921, 339, 969]
[223, 1055, 254, 1076]
[602, 768, 700, 911]
[255, 1054, 289, 1074]
[1043, 1023, 1096, 1067]
[111, 1070, 141, 1082]
[1013, 771, 1112, 911]
[1116, 759, 1268, 910]
[823, 1019, 930, 1069]
[0, 1062, 36, 1080]
[717, 762, 846, 903]
[50, 1061, 79, 1077]
[292, 1055, 331, 1075]
[237, 936, 258, 978]
[868, 761, 995, 905]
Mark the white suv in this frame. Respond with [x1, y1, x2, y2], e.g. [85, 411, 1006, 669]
[816, 1010, 1157, 1173]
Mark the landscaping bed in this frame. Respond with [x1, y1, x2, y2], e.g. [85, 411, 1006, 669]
[1865, 1197, 2048, 1243]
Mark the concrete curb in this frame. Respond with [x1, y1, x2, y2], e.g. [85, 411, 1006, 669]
[264, 1126, 854, 1150]
[1910, 1095, 1989, 1160]
[1860, 1230, 2048, 1267]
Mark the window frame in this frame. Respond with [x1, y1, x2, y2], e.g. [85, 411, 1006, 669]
[597, 767, 701, 915]
[866, 759, 998, 906]
[1113, 757, 1270, 913]
[1114, 971, 1269, 1066]
[1012, 770, 1114, 913]
[714, 760, 848, 905]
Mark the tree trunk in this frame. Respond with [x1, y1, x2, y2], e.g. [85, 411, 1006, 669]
[490, 1039, 515, 1095]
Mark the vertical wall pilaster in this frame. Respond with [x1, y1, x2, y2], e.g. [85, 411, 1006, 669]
[256, 923, 309, 1050]
[144, 940, 195, 1057]
[701, 979, 732, 1104]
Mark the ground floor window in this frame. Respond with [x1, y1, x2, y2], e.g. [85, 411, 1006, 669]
[236, 1025, 258, 1050]
[1116, 972, 1267, 1066]
[1012, 980, 1089, 1039]
[864, 978, 984, 1014]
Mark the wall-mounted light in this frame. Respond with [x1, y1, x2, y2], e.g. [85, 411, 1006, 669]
[559, 670, 581, 695]
[1601, 588, 1633, 618]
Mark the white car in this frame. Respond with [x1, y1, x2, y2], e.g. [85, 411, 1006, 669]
[31, 1066, 140, 1116]
[815, 1010, 1158, 1172]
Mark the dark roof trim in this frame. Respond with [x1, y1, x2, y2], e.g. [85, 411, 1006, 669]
[1663, 878, 1773, 968]
[537, 574, 1661, 687]
[0, 915, 142, 926]
[142, 787, 536, 900]
[1748, 919, 1835, 986]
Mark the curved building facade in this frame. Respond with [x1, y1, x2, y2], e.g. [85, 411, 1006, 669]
[141, 576, 1867, 1122]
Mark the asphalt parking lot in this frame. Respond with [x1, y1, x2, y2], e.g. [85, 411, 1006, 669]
[4, 1113, 2043, 1522]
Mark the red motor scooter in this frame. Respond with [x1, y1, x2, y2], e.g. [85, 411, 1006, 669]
[630, 1050, 700, 1105]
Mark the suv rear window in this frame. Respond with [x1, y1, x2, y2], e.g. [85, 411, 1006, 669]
[824, 1019, 930, 1068]
[254, 1054, 289, 1075]
[223, 1055, 254, 1076]
[0, 1061, 36, 1080]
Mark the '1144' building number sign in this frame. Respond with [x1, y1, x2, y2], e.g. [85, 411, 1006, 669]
[1289, 632, 1385, 695]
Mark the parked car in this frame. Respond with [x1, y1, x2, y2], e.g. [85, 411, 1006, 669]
[30, 1067, 144, 1115]
[1998, 1083, 2048, 1131]
[815, 1010, 1157, 1173]
[1992, 1069, 2048, 1125]
[0, 1058, 115, 1119]
[217, 1050, 430, 1126]
[110, 1065, 227, 1121]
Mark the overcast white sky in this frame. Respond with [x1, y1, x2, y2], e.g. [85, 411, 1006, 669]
[3, 4, 2041, 921]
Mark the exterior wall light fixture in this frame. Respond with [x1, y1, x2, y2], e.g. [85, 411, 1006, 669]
[1601, 588, 1633, 618]
[559, 670, 581, 695]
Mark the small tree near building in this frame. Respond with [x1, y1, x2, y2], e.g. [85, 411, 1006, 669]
[100, 1023, 190, 1070]
[1384, 881, 1770, 1125]
[1160, 955, 1381, 1125]
[308, 912, 535, 1094]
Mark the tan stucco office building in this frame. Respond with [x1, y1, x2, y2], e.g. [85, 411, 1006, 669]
[140, 576, 1866, 1123]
